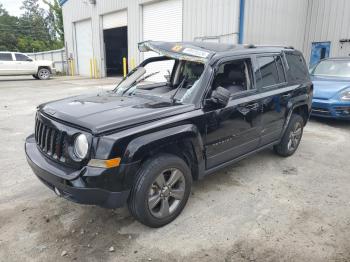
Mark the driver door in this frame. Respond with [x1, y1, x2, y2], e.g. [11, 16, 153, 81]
[204, 56, 263, 169]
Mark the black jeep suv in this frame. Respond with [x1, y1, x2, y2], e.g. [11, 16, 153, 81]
[25, 41, 312, 227]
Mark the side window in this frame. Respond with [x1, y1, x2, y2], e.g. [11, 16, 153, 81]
[212, 58, 254, 96]
[275, 56, 286, 83]
[15, 53, 30, 61]
[284, 53, 309, 82]
[256, 55, 287, 88]
[0, 53, 13, 61]
[256, 56, 278, 88]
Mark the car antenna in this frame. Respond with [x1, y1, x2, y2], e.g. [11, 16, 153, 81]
[170, 76, 187, 103]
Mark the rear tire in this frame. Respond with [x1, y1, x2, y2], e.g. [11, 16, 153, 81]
[274, 114, 304, 157]
[37, 68, 51, 80]
[128, 154, 192, 228]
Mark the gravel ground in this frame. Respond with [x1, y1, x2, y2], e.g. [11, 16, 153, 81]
[0, 76, 349, 262]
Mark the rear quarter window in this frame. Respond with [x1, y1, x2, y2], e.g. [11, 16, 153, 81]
[284, 52, 309, 82]
[0, 53, 13, 61]
[255, 55, 286, 89]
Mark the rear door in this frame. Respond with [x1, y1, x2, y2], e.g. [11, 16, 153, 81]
[14, 53, 37, 74]
[204, 56, 263, 169]
[256, 54, 291, 145]
[0, 53, 16, 75]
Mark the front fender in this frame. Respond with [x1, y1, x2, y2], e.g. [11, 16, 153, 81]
[119, 124, 205, 188]
[123, 124, 204, 164]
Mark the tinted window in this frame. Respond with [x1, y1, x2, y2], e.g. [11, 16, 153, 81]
[284, 53, 309, 82]
[256, 56, 279, 88]
[0, 53, 13, 61]
[275, 56, 286, 82]
[15, 53, 30, 61]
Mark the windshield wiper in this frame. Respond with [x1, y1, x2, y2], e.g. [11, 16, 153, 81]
[122, 71, 160, 95]
[170, 76, 187, 103]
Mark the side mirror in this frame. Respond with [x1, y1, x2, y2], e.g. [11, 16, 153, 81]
[209, 86, 230, 107]
[27, 58, 33, 62]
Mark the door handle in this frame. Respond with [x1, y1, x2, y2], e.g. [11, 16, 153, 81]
[237, 102, 260, 115]
[245, 102, 259, 110]
[282, 93, 292, 99]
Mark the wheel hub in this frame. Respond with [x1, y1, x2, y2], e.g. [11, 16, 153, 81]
[160, 186, 171, 198]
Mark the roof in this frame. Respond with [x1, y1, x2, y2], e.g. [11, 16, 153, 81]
[138, 41, 296, 63]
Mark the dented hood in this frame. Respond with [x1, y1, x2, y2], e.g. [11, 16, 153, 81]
[138, 41, 213, 63]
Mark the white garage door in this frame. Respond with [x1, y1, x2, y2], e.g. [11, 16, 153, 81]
[143, 0, 182, 42]
[143, 0, 183, 81]
[75, 19, 93, 76]
[102, 10, 127, 30]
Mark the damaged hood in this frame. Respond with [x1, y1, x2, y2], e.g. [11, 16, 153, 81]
[138, 41, 214, 63]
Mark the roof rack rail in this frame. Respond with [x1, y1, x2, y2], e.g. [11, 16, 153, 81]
[253, 44, 295, 49]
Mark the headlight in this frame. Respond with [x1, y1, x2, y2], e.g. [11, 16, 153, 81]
[74, 134, 89, 159]
[341, 90, 350, 101]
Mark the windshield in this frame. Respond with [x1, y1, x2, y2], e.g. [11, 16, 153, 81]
[114, 57, 205, 103]
[312, 60, 350, 78]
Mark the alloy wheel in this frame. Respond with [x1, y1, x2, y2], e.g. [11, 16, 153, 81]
[287, 121, 302, 151]
[148, 168, 186, 219]
[38, 69, 50, 79]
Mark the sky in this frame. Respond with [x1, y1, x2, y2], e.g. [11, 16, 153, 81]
[1, 0, 49, 17]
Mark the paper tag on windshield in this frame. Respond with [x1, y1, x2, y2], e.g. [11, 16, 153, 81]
[182, 48, 209, 58]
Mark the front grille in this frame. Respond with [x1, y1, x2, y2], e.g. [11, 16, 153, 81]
[35, 117, 66, 163]
[312, 107, 330, 115]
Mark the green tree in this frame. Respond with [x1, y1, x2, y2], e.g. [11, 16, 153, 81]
[43, 0, 64, 42]
[0, 1, 64, 52]
[0, 4, 20, 51]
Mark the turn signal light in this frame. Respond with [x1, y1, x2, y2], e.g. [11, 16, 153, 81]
[88, 157, 121, 168]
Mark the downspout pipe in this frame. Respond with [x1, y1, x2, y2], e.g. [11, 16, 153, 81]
[238, 0, 245, 44]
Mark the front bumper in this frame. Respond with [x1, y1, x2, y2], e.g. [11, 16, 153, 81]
[311, 98, 350, 119]
[25, 135, 130, 208]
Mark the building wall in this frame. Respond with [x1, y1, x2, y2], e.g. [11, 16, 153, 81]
[62, 0, 240, 77]
[303, 0, 350, 62]
[183, 0, 240, 43]
[243, 0, 309, 51]
[62, 0, 350, 76]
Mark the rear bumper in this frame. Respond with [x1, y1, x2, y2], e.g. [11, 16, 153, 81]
[25, 135, 130, 208]
[311, 98, 350, 119]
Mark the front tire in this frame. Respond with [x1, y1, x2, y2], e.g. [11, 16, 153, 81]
[32, 74, 39, 79]
[37, 68, 51, 80]
[128, 154, 192, 228]
[274, 114, 304, 157]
